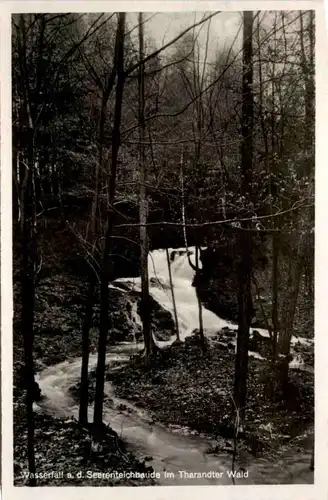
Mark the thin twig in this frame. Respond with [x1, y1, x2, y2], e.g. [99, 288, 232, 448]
[113, 203, 313, 229]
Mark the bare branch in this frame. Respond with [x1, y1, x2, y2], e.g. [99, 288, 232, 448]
[113, 203, 313, 229]
[124, 12, 221, 77]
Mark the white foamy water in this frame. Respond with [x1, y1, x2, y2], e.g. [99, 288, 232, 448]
[115, 248, 234, 340]
[113, 247, 312, 355]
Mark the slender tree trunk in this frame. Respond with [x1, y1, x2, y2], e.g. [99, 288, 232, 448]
[304, 10, 315, 323]
[271, 233, 279, 362]
[277, 248, 303, 387]
[138, 12, 156, 360]
[79, 16, 122, 425]
[180, 150, 188, 251]
[93, 13, 126, 428]
[195, 245, 205, 347]
[300, 10, 315, 178]
[234, 11, 254, 428]
[79, 278, 95, 426]
[270, 113, 279, 366]
[257, 17, 280, 364]
[180, 154, 204, 346]
[78, 107, 103, 425]
[276, 12, 314, 388]
[18, 14, 37, 485]
[165, 248, 180, 341]
[21, 156, 37, 486]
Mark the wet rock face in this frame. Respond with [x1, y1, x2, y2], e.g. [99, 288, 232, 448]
[93, 293, 141, 344]
[248, 330, 272, 358]
[194, 246, 267, 326]
[195, 247, 240, 322]
[137, 295, 175, 341]
[170, 250, 192, 262]
[90, 289, 174, 343]
[33, 381, 43, 401]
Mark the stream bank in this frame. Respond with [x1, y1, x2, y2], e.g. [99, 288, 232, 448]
[66, 330, 314, 484]
[13, 248, 314, 486]
[14, 411, 156, 486]
[13, 272, 172, 486]
[104, 332, 314, 472]
[36, 344, 313, 486]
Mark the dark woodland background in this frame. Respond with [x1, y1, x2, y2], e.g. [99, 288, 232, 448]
[12, 11, 314, 486]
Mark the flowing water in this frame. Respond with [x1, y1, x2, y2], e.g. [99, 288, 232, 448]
[37, 348, 235, 485]
[37, 247, 314, 485]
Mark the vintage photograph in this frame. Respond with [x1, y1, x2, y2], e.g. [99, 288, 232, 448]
[11, 10, 314, 486]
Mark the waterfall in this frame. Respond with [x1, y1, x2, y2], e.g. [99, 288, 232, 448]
[114, 247, 234, 342]
[113, 247, 313, 363]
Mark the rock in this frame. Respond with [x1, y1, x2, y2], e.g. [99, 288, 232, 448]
[185, 336, 199, 347]
[170, 251, 177, 262]
[171, 338, 184, 348]
[149, 277, 170, 290]
[252, 330, 271, 343]
[32, 381, 42, 402]
[219, 328, 236, 339]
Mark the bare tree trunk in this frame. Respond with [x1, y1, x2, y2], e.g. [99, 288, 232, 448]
[300, 10, 315, 178]
[21, 153, 37, 487]
[180, 150, 188, 253]
[18, 14, 37, 485]
[93, 12, 126, 428]
[270, 14, 280, 364]
[79, 17, 123, 425]
[79, 99, 104, 426]
[304, 10, 315, 307]
[271, 232, 279, 362]
[234, 11, 253, 428]
[195, 245, 205, 347]
[180, 155, 204, 347]
[277, 247, 303, 386]
[79, 279, 95, 426]
[276, 11, 314, 389]
[138, 12, 156, 361]
[256, 15, 279, 363]
[165, 248, 180, 341]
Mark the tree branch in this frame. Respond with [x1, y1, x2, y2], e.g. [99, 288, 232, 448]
[113, 203, 313, 229]
[124, 12, 221, 77]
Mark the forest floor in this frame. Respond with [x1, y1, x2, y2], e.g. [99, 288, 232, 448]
[13, 271, 314, 485]
[13, 272, 163, 486]
[13, 410, 156, 486]
[105, 332, 314, 472]
[68, 329, 314, 478]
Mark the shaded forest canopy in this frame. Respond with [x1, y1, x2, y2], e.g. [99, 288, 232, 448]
[12, 10, 314, 486]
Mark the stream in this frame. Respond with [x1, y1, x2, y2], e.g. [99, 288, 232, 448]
[36, 247, 314, 485]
